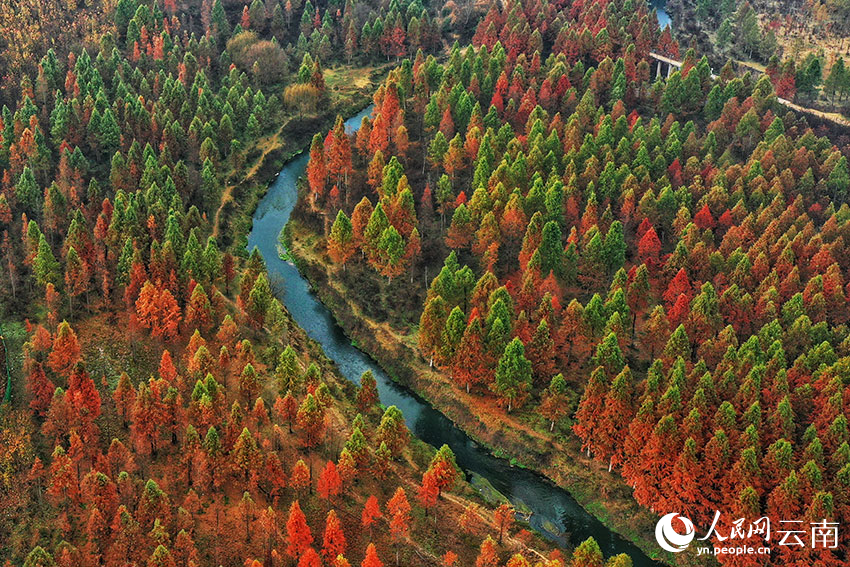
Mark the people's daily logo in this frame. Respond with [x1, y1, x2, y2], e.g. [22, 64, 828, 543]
[654, 511, 838, 556]
[655, 513, 695, 553]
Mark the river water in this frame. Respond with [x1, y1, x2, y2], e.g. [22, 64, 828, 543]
[652, 0, 672, 30]
[246, 108, 660, 566]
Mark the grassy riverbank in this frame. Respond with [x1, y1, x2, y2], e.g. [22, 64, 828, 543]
[214, 65, 389, 253]
[205, 62, 559, 564]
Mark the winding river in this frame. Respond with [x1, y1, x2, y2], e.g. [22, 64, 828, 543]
[246, 108, 660, 566]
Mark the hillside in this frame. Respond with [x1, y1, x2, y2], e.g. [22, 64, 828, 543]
[0, 0, 575, 566]
[293, 0, 850, 565]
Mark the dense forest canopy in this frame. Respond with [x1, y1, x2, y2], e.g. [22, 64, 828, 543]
[0, 0, 573, 566]
[2, 0, 850, 565]
[299, 0, 850, 565]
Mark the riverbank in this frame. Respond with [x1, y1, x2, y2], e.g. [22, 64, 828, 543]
[282, 215, 688, 566]
[215, 65, 390, 252]
[238, 107, 578, 565]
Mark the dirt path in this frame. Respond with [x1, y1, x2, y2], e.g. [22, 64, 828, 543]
[776, 96, 850, 128]
[731, 59, 850, 128]
[652, 53, 850, 130]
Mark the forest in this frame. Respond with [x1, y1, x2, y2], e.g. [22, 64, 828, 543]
[2, 0, 850, 565]
[0, 0, 582, 566]
[668, 0, 850, 117]
[291, 0, 850, 564]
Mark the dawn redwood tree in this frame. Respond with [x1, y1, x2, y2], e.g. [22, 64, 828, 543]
[276, 390, 298, 433]
[298, 548, 322, 567]
[571, 537, 603, 567]
[669, 437, 702, 517]
[356, 370, 379, 413]
[387, 487, 410, 565]
[445, 204, 474, 249]
[494, 503, 514, 543]
[526, 319, 556, 385]
[376, 226, 407, 282]
[364, 204, 390, 263]
[643, 306, 670, 358]
[48, 320, 81, 377]
[247, 273, 273, 328]
[33, 234, 60, 290]
[558, 300, 592, 363]
[505, 554, 531, 567]
[286, 500, 313, 559]
[291, 459, 311, 495]
[351, 197, 374, 252]
[137, 479, 171, 530]
[459, 504, 480, 535]
[638, 226, 662, 265]
[27, 362, 54, 416]
[136, 282, 181, 341]
[157, 350, 179, 385]
[491, 337, 532, 412]
[419, 295, 449, 367]
[297, 393, 326, 447]
[361, 543, 383, 567]
[372, 442, 393, 480]
[232, 427, 262, 486]
[328, 211, 355, 269]
[361, 495, 382, 539]
[687, 282, 722, 347]
[317, 460, 342, 501]
[420, 444, 459, 511]
[276, 346, 300, 392]
[626, 264, 651, 333]
[418, 469, 440, 519]
[345, 427, 370, 469]
[440, 306, 466, 367]
[452, 314, 489, 393]
[598, 366, 636, 471]
[185, 284, 212, 330]
[376, 406, 408, 456]
[67, 361, 101, 429]
[594, 333, 625, 376]
[321, 510, 346, 561]
[131, 380, 169, 457]
[327, 116, 353, 189]
[475, 537, 499, 567]
[238, 362, 261, 401]
[64, 246, 88, 315]
[573, 367, 608, 457]
[693, 204, 715, 229]
[307, 134, 327, 204]
[539, 373, 569, 432]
